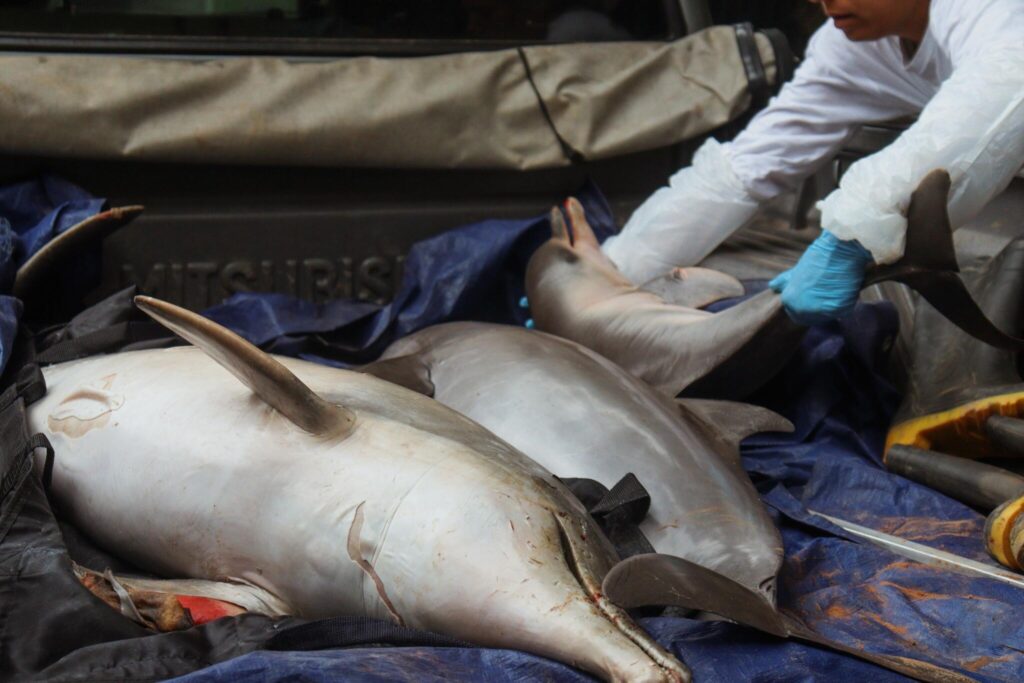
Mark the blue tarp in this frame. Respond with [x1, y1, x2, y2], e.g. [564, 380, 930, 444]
[0, 174, 108, 375]
[4, 178, 1023, 682]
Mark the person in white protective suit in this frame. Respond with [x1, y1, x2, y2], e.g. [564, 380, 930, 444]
[601, 0, 1024, 324]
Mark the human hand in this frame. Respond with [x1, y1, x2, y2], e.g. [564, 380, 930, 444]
[769, 231, 873, 325]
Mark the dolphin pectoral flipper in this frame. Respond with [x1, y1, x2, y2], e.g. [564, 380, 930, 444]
[606, 556, 976, 683]
[677, 399, 793, 455]
[640, 268, 745, 309]
[603, 553, 789, 637]
[358, 355, 435, 397]
[134, 296, 356, 438]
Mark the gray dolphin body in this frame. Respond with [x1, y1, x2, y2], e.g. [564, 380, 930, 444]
[372, 323, 979, 682]
[525, 198, 804, 400]
[28, 297, 689, 683]
[374, 322, 793, 633]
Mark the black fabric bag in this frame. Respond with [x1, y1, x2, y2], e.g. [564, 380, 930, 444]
[0, 362, 303, 682]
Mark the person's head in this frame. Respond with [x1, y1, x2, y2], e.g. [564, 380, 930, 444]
[809, 0, 929, 43]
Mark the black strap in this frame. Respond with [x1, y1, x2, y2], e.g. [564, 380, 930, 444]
[734, 23, 770, 107]
[0, 364, 49, 544]
[760, 27, 796, 88]
[517, 47, 586, 165]
[562, 473, 656, 559]
[264, 616, 476, 652]
[591, 472, 651, 519]
[30, 432, 55, 491]
[0, 364, 46, 412]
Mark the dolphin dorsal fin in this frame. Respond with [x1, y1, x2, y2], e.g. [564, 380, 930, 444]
[135, 296, 355, 438]
[677, 398, 793, 456]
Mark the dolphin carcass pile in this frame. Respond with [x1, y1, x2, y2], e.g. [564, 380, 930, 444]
[27, 173, 976, 681]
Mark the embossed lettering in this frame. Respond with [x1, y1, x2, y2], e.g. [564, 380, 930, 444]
[185, 262, 217, 310]
[302, 258, 337, 304]
[221, 261, 256, 295]
[358, 257, 393, 305]
[283, 259, 298, 297]
[119, 254, 404, 309]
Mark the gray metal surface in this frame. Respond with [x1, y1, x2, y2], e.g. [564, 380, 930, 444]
[811, 511, 1024, 590]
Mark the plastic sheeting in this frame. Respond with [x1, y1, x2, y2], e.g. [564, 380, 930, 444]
[821, 46, 1024, 265]
[3, 178, 1024, 682]
[602, 137, 762, 283]
[0, 27, 778, 170]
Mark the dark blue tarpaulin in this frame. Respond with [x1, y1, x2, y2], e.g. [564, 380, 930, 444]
[3, 177, 1023, 682]
[0, 174, 108, 375]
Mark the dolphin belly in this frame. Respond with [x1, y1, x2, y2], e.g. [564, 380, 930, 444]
[30, 342, 689, 683]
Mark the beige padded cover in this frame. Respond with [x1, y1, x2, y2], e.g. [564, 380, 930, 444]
[0, 26, 776, 170]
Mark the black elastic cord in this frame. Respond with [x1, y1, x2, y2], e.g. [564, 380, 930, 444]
[30, 433, 55, 492]
[734, 23, 770, 107]
[760, 27, 796, 88]
[517, 47, 586, 165]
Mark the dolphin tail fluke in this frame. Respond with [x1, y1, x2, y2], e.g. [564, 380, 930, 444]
[135, 296, 356, 438]
[866, 169, 1024, 351]
[602, 552, 788, 637]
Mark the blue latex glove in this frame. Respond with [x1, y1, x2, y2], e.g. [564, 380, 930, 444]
[519, 296, 534, 328]
[769, 231, 873, 326]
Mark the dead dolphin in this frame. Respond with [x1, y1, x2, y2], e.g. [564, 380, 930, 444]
[526, 171, 1024, 400]
[371, 322, 793, 635]
[369, 324, 978, 682]
[525, 197, 804, 400]
[28, 296, 689, 683]
[638, 267, 744, 309]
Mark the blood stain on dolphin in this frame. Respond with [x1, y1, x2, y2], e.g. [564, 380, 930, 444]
[48, 374, 125, 438]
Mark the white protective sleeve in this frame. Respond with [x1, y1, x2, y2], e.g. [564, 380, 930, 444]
[822, 45, 1024, 264]
[602, 24, 911, 284]
[601, 138, 760, 284]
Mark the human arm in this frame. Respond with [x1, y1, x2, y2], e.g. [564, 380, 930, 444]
[819, 44, 1024, 265]
[602, 25, 912, 285]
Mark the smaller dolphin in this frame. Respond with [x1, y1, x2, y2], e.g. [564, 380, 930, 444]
[525, 197, 803, 399]
[526, 171, 1024, 401]
[369, 322, 793, 634]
